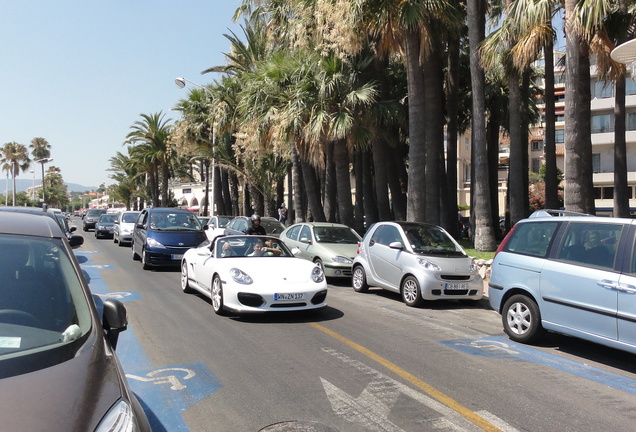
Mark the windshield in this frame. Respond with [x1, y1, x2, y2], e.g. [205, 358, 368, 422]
[216, 236, 292, 258]
[314, 226, 361, 244]
[150, 212, 202, 231]
[0, 234, 92, 378]
[99, 214, 118, 223]
[121, 212, 139, 223]
[401, 223, 465, 256]
[261, 219, 286, 234]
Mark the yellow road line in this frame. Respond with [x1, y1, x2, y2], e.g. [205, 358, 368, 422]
[310, 322, 503, 432]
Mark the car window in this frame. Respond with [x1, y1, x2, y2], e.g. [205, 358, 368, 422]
[99, 214, 118, 223]
[556, 222, 622, 269]
[372, 225, 401, 246]
[121, 212, 139, 223]
[150, 212, 201, 231]
[216, 237, 292, 257]
[262, 219, 285, 234]
[314, 226, 361, 243]
[217, 217, 231, 228]
[286, 225, 301, 241]
[401, 224, 463, 254]
[300, 225, 312, 242]
[503, 222, 558, 258]
[0, 234, 92, 376]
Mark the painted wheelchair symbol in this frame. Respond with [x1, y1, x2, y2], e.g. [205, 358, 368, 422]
[127, 367, 196, 390]
[455, 339, 519, 354]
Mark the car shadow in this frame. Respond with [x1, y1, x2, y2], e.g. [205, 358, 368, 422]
[525, 332, 636, 375]
[230, 306, 344, 324]
[360, 287, 494, 311]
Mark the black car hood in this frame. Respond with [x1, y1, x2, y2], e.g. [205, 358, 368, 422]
[0, 329, 124, 432]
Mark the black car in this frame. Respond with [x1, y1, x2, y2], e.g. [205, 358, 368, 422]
[0, 206, 83, 249]
[95, 213, 118, 239]
[0, 211, 151, 431]
[131, 207, 207, 270]
[83, 208, 107, 231]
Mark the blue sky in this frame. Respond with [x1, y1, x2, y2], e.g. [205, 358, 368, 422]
[0, 1, 241, 189]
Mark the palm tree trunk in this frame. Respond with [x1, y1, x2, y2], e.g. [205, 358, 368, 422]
[445, 37, 460, 238]
[333, 139, 354, 228]
[468, 0, 496, 251]
[290, 142, 304, 223]
[614, 70, 630, 217]
[324, 141, 338, 222]
[404, 29, 427, 222]
[301, 159, 326, 221]
[543, 40, 560, 209]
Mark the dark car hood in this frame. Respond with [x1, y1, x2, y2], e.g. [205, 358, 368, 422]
[148, 229, 207, 247]
[0, 329, 124, 432]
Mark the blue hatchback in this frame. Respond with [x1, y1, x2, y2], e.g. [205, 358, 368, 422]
[131, 208, 207, 270]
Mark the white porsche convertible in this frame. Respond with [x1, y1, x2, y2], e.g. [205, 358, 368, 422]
[180, 235, 328, 315]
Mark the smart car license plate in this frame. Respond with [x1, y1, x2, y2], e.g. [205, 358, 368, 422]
[171, 254, 183, 260]
[444, 282, 468, 290]
[274, 292, 306, 301]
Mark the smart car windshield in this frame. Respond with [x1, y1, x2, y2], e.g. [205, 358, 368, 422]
[0, 234, 92, 377]
[400, 223, 465, 256]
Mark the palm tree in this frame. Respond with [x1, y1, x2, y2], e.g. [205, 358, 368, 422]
[467, 0, 497, 251]
[126, 112, 174, 207]
[1, 141, 31, 206]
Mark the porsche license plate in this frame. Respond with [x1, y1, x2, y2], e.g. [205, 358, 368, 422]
[274, 292, 306, 301]
[444, 282, 468, 290]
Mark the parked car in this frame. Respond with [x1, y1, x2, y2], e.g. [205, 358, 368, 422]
[113, 210, 140, 246]
[224, 215, 286, 237]
[352, 221, 483, 307]
[0, 211, 151, 432]
[198, 215, 232, 241]
[279, 222, 362, 278]
[488, 210, 636, 354]
[0, 206, 83, 249]
[94, 213, 118, 239]
[180, 235, 327, 315]
[131, 207, 207, 270]
[82, 208, 107, 231]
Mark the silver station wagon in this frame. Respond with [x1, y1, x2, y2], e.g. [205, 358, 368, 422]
[489, 210, 636, 354]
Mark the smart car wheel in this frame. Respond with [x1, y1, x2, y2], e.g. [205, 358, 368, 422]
[401, 276, 424, 307]
[502, 294, 544, 343]
[352, 265, 369, 293]
[211, 275, 226, 316]
[181, 261, 194, 293]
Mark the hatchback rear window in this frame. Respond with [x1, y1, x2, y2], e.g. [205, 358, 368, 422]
[502, 222, 558, 257]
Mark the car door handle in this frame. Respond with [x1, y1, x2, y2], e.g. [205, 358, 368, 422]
[616, 284, 636, 294]
[598, 280, 618, 290]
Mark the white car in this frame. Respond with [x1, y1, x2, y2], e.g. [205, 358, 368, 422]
[113, 211, 140, 246]
[180, 235, 328, 315]
[352, 221, 483, 306]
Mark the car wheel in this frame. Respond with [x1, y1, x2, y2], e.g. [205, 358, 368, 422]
[141, 249, 151, 270]
[502, 294, 544, 343]
[352, 265, 369, 293]
[211, 275, 226, 316]
[181, 261, 194, 293]
[113, 234, 118, 244]
[131, 242, 140, 261]
[313, 258, 324, 272]
[401, 276, 424, 307]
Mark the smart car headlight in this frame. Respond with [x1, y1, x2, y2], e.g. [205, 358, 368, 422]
[146, 237, 166, 249]
[469, 259, 478, 273]
[416, 257, 440, 271]
[95, 400, 142, 432]
[230, 268, 253, 284]
[332, 255, 352, 264]
[311, 265, 325, 283]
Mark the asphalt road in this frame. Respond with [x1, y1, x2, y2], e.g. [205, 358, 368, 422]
[74, 217, 636, 432]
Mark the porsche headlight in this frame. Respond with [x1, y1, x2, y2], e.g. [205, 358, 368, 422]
[95, 400, 142, 432]
[230, 268, 253, 284]
[332, 255, 352, 264]
[416, 257, 440, 271]
[146, 237, 166, 249]
[311, 265, 325, 283]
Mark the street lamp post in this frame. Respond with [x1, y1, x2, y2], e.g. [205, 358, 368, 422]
[175, 77, 215, 217]
[35, 157, 53, 205]
[30, 169, 35, 203]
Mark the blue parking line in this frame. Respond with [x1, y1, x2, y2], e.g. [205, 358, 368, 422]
[76, 251, 223, 431]
[440, 336, 636, 395]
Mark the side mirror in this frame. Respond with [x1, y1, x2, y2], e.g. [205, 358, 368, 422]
[69, 226, 77, 233]
[389, 241, 404, 250]
[300, 237, 312, 244]
[102, 298, 128, 350]
[69, 235, 84, 249]
[136, 222, 145, 229]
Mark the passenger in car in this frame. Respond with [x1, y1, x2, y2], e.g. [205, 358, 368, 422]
[583, 231, 613, 267]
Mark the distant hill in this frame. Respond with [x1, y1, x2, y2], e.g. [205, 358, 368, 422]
[0, 179, 98, 193]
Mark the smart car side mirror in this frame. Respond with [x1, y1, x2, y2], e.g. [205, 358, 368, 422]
[102, 298, 128, 350]
[389, 241, 404, 250]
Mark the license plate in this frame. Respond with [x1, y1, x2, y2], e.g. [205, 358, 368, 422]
[444, 282, 468, 290]
[274, 292, 306, 301]
[171, 254, 183, 260]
